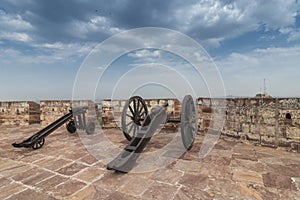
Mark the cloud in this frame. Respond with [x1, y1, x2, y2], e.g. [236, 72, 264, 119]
[1, 0, 299, 46]
[1, 0, 300, 100]
[0, 9, 33, 31]
[173, 0, 299, 45]
[0, 32, 31, 42]
[0, 42, 96, 65]
[216, 45, 300, 96]
[279, 27, 300, 42]
[0, 9, 33, 42]
[65, 16, 122, 39]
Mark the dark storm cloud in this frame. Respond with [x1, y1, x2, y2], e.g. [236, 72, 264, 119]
[107, 0, 181, 28]
[1, 0, 115, 42]
[1, 0, 196, 43]
[0, 0, 299, 46]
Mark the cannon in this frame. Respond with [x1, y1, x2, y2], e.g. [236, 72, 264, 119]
[107, 95, 197, 173]
[12, 106, 95, 150]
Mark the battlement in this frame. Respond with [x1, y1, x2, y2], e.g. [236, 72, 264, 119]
[1, 98, 299, 151]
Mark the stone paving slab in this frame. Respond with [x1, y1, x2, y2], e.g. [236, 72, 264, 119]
[0, 125, 299, 199]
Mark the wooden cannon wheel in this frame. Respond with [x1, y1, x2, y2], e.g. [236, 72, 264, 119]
[66, 120, 77, 134]
[180, 95, 197, 150]
[122, 96, 148, 141]
[31, 135, 45, 150]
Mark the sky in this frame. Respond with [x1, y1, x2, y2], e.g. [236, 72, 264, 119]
[0, 0, 300, 101]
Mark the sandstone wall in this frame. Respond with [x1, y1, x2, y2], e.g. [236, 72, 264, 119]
[198, 98, 300, 151]
[101, 99, 181, 131]
[40, 100, 98, 127]
[0, 98, 299, 151]
[0, 101, 40, 126]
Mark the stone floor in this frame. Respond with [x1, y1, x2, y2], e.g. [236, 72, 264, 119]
[0, 124, 300, 199]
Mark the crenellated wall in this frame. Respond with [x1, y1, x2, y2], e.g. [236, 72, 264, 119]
[197, 98, 300, 151]
[0, 98, 299, 151]
[101, 99, 181, 131]
[40, 100, 98, 127]
[0, 101, 40, 126]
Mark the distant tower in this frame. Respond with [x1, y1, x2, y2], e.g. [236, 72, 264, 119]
[255, 78, 271, 98]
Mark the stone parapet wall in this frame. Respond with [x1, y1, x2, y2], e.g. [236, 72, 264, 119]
[101, 99, 181, 130]
[0, 98, 299, 151]
[198, 98, 300, 151]
[0, 101, 40, 126]
[40, 100, 98, 127]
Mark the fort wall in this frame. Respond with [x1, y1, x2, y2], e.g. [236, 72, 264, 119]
[0, 98, 299, 151]
[0, 101, 40, 126]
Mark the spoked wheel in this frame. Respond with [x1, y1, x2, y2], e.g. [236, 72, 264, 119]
[122, 96, 148, 141]
[66, 120, 76, 134]
[180, 95, 197, 150]
[31, 136, 45, 150]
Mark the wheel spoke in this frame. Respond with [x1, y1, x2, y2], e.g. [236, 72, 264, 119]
[126, 113, 133, 118]
[138, 104, 144, 113]
[128, 123, 134, 133]
[133, 124, 137, 135]
[139, 110, 145, 117]
[129, 105, 135, 116]
[126, 120, 133, 127]
[133, 99, 137, 113]
[136, 99, 140, 114]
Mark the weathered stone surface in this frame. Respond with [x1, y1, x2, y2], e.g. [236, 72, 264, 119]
[150, 168, 183, 184]
[33, 156, 57, 167]
[22, 170, 54, 185]
[20, 152, 47, 163]
[0, 182, 26, 199]
[93, 173, 129, 191]
[232, 148, 258, 161]
[69, 185, 112, 200]
[107, 191, 142, 200]
[173, 160, 202, 173]
[43, 158, 71, 171]
[1, 125, 300, 199]
[6, 189, 57, 200]
[78, 154, 99, 165]
[56, 162, 88, 176]
[73, 166, 106, 183]
[0, 164, 32, 178]
[53, 179, 86, 197]
[230, 158, 266, 173]
[262, 172, 296, 190]
[292, 177, 300, 192]
[0, 177, 10, 189]
[266, 163, 300, 178]
[36, 175, 68, 191]
[0, 158, 21, 172]
[237, 182, 278, 200]
[232, 168, 263, 185]
[178, 173, 209, 189]
[200, 155, 231, 166]
[142, 182, 179, 200]
[12, 167, 47, 182]
[118, 176, 154, 196]
[207, 178, 239, 198]
[174, 186, 213, 200]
